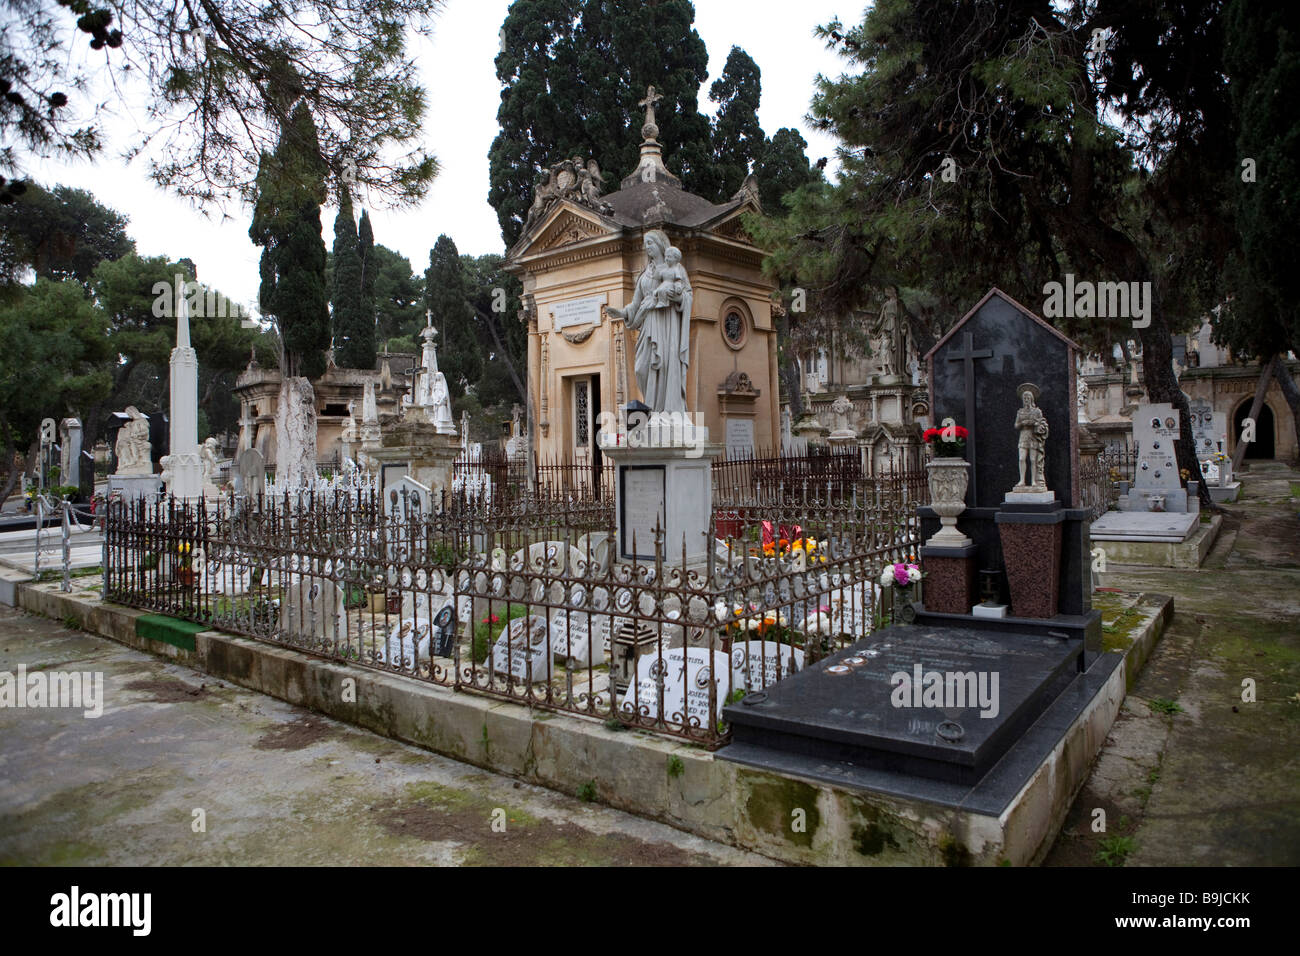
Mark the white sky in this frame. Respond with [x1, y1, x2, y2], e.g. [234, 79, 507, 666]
[32, 0, 863, 313]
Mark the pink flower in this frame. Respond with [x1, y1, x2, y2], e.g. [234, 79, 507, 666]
[893, 564, 910, 586]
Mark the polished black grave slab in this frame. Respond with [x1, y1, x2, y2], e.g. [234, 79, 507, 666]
[722, 623, 1081, 786]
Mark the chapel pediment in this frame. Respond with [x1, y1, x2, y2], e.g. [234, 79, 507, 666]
[528, 206, 617, 254]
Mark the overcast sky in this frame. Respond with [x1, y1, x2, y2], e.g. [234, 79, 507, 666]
[34, 0, 862, 314]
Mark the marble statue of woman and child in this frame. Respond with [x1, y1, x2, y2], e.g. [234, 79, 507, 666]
[606, 228, 693, 417]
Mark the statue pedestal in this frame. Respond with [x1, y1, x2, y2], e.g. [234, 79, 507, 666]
[995, 501, 1064, 620]
[602, 429, 720, 566]
[918, 543, 977, 614]
[108, 474, 163, 501]
[374, 421, 461, 500]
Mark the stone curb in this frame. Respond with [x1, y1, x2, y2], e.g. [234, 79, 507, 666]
[10, 579, 1172, 866]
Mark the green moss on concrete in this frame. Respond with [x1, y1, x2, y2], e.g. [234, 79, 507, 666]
[852, 822, 899, 856]
[939, 831, 972, 867]
[744, 776, 821, 848]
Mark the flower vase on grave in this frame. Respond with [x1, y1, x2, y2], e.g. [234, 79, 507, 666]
[892, 584, 917, 625]
[924, 458, 972, 548]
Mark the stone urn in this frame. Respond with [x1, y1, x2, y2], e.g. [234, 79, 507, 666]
[925, 457, 972, 548]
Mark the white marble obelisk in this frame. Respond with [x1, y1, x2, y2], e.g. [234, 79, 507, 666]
[165, 278, 204, 498]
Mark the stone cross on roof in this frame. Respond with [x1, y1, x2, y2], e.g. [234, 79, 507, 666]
[638, 85, 664, 140]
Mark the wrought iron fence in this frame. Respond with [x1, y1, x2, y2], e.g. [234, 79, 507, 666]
[104, 473, 927, 747]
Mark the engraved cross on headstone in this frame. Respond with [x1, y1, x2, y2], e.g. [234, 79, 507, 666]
[945, 332, 994, 502]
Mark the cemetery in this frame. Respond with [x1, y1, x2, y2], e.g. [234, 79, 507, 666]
[2, 1, 1297, 874]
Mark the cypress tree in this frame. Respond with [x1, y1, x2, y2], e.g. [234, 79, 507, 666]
[489, 0, 715, 247]
[332, 190, 372, 369]
[250, 102, 330, 380]
[424, 234, 479, 398]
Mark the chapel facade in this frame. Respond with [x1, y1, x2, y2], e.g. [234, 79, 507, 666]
[504, 88, 781, 469]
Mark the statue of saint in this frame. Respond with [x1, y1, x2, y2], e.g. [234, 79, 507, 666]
[871, 286, 907, 379]
[1012, 383, 1049, 492]
[606, 228, 692, 414]
[114, 407, 152, 474]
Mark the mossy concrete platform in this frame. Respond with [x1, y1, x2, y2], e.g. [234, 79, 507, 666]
[11, 578, 1171, 866]
[1093, 514, 1221, 569]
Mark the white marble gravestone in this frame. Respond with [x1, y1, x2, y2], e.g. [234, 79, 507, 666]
[279, 575, 349, 644]
[729, 640, 803, 692]
[385, 475, 432, 517]
[548, 609, 607, 666]
[620, 646, 731, 727]
[490, 614, 553, 682]
[1119, 404, 1190, 513]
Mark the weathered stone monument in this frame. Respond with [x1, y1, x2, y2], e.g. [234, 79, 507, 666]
[163, 281, 203, 499]
[58, 418, 83, 497]
[371, 312, 460, 498]
[1188, 396, 1238, 502]
[107, 406, 162, 499]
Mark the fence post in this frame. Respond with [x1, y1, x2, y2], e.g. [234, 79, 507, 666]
[61, 499, 72, 593]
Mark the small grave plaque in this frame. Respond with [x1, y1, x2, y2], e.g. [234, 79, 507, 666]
[724, 418, 755, 457]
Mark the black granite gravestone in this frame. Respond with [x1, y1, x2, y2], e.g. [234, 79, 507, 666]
[720, 289, 1108, 804]
[920, 289, 1098, 652]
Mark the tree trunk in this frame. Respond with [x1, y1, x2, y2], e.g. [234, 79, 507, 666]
[1270, 358, 1300, 464]
[0, 440, 21, 504]
[1231, 354, 1278, 473]
[775, 306, 801, 420]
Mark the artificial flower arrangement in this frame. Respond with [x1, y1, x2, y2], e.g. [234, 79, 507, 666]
[922, 420, 969, 456]
[879, 561, 923, 588]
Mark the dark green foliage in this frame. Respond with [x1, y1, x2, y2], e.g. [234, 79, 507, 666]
[369, 243, 425, 347]
[0, 278, 113, 497]
[251, 102, 331, 379]
[1, 0, 441, 205]
[0, 182, 134, 293]
[489, 0, 714, 247]
[462, 252, 525, 407]
[424, 234, 478, 398]
[1217, 0, 1300, 359]
[357, 209, 379, 349]
[332, 190, 373, 369]
[709, 47, 765, 200]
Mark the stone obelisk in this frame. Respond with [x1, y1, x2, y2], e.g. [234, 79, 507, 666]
[166, 277, 203, 499]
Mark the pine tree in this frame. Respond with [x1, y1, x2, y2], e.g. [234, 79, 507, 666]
[250, 102, 330, 380]
[489, 0, 715, 247]
[332, 191, 372, 369]
[424, 235, 479, 398]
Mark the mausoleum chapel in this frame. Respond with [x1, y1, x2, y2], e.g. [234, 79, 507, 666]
[505, 86, 780, 465]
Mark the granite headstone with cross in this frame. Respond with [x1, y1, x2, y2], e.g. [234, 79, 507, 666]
[719, 289, 1110, 804]
[919, 289, 1096, 642]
